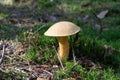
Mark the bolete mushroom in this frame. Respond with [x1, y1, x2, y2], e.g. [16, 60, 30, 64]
[44, 21, 80, 61]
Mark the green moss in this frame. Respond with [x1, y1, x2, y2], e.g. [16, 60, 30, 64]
[54, 61, 120, 80]
[0, 13, 8, 19]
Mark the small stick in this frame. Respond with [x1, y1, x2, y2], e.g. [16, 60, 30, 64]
[33, 24, 47, 34]
[43, 70, 53, 76]
[0, 45, 5, 64]
[52, 43, 65, 71]
[12, 67, 27, 74]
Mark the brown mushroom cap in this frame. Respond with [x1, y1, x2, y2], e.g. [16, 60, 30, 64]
[44, 21, 81, 37]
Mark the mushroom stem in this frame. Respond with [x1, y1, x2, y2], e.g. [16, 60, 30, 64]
[57, 37, 69, 61]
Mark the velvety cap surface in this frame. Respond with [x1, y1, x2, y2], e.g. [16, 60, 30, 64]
[44, 21, 81, 37]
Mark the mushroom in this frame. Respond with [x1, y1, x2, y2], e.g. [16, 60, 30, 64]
[44, 21, 81, 61]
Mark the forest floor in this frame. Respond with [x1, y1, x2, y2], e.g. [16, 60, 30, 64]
[0, 0, 120, 80]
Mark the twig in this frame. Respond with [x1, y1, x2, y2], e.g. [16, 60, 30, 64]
[33, 24, 47, 34]
[71, 37, 78, 66]
[72, 46, 77, 64]
[43, 70, 53, 76]
[0, 45, 5, 64]
[12, 67, 27, 74]
[52, 43, 65, 71]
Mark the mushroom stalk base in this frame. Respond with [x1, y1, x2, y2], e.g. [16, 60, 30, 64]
[58, 37, 69, 61]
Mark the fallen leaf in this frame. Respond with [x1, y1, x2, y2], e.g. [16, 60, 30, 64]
[97, 10, 108, 19]
[49, 15, 57, 21]
[94, 24, 101, 30]
[42, 13, 57, 22]
[37, 77, 44, 80]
